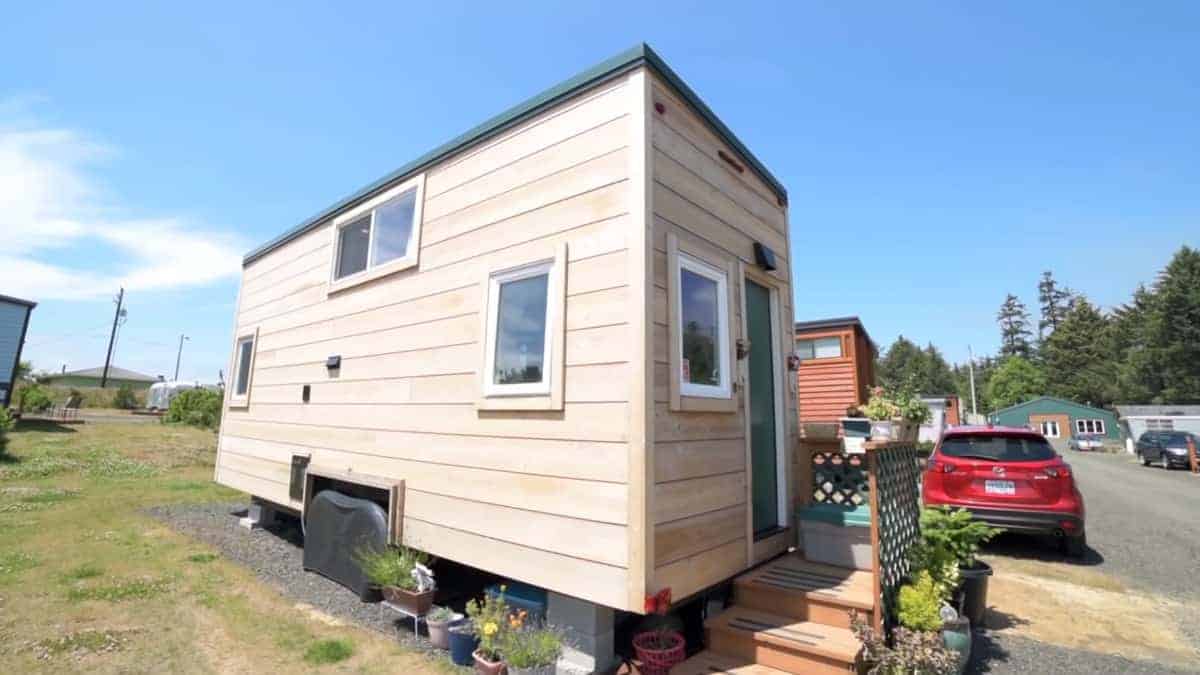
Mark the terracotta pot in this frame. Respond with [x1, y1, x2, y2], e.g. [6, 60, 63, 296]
[473, 649, 507, 675]
[426, 612, 462, 650]
[381, 586, 435, 616]
[632, 630, 685, 675]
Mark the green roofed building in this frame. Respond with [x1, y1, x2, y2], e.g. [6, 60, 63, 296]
[43, 365, 160, 390]
[988, 396, 1120, 446]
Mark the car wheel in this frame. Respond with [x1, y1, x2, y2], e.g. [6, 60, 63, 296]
[1141, 452, 1150, 466]
[1063, 532, 1087, 558]
[1161, 454, 1171, 470]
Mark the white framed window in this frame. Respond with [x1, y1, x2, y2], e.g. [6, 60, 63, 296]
[229, 328, 258, 407]
[329, 174, 425, 291]
[796, 336, 842, 360]
[478, 244, 566, 410]
[1075, 418, 1105, 435]
[1040, 420, 1060, 438]
[677, 251, 732, 399]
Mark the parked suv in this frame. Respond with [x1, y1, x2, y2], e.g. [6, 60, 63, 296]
[923, 426, 1087, 557]
[1136, 431, 1196, 469]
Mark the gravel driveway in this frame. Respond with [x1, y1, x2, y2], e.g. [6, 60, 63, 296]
[968, 451, 1200, 674]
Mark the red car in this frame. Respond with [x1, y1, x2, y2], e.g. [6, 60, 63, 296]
[923, 425, 1087, 557]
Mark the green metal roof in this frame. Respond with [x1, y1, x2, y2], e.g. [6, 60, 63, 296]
[988, 395, 1113, 419]
[243, 43, 787, 265]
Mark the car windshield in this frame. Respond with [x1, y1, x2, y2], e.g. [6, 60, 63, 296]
[1163, 432, 1193, 446]
[940, 434, 1057, 462]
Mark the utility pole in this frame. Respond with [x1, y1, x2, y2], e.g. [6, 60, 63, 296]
[174, 334, 189, 381]
[967, 344, 978, 417]
[101, 287, 124, 388]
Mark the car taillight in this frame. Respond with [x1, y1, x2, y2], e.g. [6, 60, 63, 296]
[1044, 465, 1072, 478]
[928, 459, 955, 474]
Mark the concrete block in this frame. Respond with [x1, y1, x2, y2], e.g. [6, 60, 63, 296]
[238, 501, 276, 530]
[547, 592, 615, 674]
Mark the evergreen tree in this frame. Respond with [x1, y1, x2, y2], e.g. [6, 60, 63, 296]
[1147, 246, 1200, 402]
[997, 294, 1034, 359]
[1037, 271, 1074, 341]
[1107, 284, 1156, 402]
[878, 336, 924, 389]
[922, 343, 957, 394]
[1041, 297, 1113, 406]
[985, 356, 1046, 411]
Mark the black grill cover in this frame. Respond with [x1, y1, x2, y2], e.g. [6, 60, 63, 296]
[302, 489, 388, 601]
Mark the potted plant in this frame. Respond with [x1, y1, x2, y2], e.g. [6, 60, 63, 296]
[910, 506, 1000, 626]
[863, 386, 898, 440]
[631, 626, 685, 675]
[448, 622, 480, 667]
[501, 625, 563, 675]
[851, 611, 959, 675]
[864, 381, 930, 442]
[355, 545, 435, 615]
[466, 586, 511, 675]
[426, 606, 463, 650]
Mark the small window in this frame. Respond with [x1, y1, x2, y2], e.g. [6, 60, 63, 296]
[229, 329, 258, 406]
[796, 337, 842, 360]
[484, 260, 554, 397]
[677, 252, 731, 399]
[329, 175, 425, 290]
[1075, 418, 1105, 435]
[1040, 420, 1060, 438]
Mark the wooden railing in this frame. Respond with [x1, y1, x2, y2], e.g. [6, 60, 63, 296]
[864, 441, 922, 633]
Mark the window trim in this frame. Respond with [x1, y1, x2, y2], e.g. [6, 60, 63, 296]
[228, 327, 259, 408]
[1075, 418, 1105, 435]
[666, 232, 737, 412]
[328, 174, 426, 294]
[477, 244, 566, 411]
[796, 336, 843, 361]
[1040, 420, 1060, 438]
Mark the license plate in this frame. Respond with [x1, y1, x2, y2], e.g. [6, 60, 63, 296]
[985, 480, 1016, 495]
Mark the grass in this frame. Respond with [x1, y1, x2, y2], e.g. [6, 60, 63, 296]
[304, 638, 355, 664]
[0, 419, 449, 674]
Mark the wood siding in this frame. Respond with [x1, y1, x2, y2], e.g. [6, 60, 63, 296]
[217, 74, 637, 610]
[647, 76, 795, 602]
[796, 326, 871, 424]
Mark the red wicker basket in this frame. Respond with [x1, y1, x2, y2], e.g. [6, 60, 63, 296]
[632, 630, 685, 675]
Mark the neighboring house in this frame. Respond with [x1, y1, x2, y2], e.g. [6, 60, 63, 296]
[989, 396, 1119, 449]
[793, 316, 877, 424]
[919, 394, 962, 443]
[215, 42, 802, 652]
[1115, 405, 1200, 454]
[43, 366, 159, 390]
[0, 294, 36, 408]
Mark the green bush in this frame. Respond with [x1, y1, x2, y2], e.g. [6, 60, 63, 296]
[913, 506, 1001, 569]
[112, 384, 137, 410]
[0, 407, 12, 457]
[164, 388, 222, 430]
[897, 570, 944, 632]
[354, 545, 429, 590]
[18, 384, 53, 413]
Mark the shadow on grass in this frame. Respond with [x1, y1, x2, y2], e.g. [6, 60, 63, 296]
[982, 532, 1104, 567]
[13, 419, 79, 434]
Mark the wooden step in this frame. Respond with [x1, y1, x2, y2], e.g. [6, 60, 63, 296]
[705, 606, 861, 675]
[733, 555, 874, 629]
[672, 650, 793, 674]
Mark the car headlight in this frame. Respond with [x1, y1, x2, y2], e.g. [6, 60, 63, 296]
[1167, 447, 1188, 455]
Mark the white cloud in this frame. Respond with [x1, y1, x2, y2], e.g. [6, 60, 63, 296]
[0, 101, 244, 300]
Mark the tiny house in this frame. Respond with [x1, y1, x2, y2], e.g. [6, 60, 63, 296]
[0, 294, 36, 408]
[215, 44, 797, 615]
[793, 316, 877, 424]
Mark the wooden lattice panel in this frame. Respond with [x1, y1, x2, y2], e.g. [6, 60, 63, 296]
[867, 443, 922, 632]
[811, 452, 868, 506]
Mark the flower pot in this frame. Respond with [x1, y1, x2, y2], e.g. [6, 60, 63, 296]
[473, 649, 507, 675]
[942, 616, 972, 675]
[382, 586, 435, 616]
[447, 625, 478, 666]
[632, 630, 685, 675]
[426, 612, 463, 650]
[958, 561, 992, 626]
[869, 420, 894, 441]
[896, 419, 920, 443]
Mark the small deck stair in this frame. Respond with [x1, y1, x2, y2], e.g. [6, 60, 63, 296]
[691, 553, 870, 674]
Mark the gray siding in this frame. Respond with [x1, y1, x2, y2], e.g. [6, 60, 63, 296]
[0, 299, 31, 387]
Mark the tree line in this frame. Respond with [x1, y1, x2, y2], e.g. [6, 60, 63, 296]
[877, 245, 1200, 414]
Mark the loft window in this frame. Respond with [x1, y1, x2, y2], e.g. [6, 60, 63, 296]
[330, 175, 425, 289]
[677, 252, 731, 399]
[796, 336, 842, 360]
[484, 260, 554, 396]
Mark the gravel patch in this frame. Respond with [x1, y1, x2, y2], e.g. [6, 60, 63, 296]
[969, 632, 1198, 674]
[146, 501, 463, 668]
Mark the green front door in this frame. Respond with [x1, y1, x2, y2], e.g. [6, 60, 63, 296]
[746, 279, 780, 535]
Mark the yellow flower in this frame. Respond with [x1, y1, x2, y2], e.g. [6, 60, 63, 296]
[482, 621, 498, 637]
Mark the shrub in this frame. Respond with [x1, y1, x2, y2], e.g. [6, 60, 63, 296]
[164, 388, 222, 430]
[502, 626, 564, 669]
[913, 506, 1001, 569]
[852, 612, 958, 675]
[0, 407, 12, 457]
[897, 570, 945, 632]
[18, 384, 53, 413]
[113, 384, 137, 410]
[354, 545, 429, 590]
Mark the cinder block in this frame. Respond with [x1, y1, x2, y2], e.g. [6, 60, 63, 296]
[547, 592, 615, 674]
[239, 501, 276, 530]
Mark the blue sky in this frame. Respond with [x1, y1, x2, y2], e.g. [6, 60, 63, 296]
[2, 1, 1196, 380]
